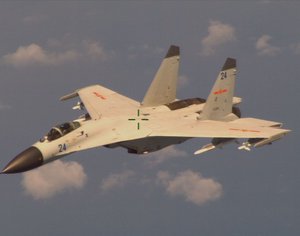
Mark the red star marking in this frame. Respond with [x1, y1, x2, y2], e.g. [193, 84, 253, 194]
[214, 89, 228, 95]
[93, 92, 106, 100]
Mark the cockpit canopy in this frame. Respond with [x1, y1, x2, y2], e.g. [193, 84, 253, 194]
[43, 121, 81, 142]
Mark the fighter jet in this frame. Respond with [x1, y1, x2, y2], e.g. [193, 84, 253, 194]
[1, 45, 290, 174]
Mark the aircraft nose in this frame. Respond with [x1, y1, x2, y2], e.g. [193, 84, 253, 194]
[1, 147, 43, 174]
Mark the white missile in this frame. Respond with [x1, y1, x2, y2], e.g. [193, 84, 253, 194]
[194, 138, 237, 155]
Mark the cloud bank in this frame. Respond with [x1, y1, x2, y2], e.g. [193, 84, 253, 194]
[201, 20, 236, 56]
[83, 40, 111, 60]
[3, 44, 79, 67]
[128, 44, 164, 60]
[101, 170, 135, 192]
[3, 40, 110, 67]
[256, 34, 280, 56]
[22, 160, 87, 200]
[157, 170, 222, 206]
[145, 146, 187, 166]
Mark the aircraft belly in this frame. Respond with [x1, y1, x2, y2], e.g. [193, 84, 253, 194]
[116, 137, 190, 154]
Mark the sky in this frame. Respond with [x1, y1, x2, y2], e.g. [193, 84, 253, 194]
[0, 1, 299, 236]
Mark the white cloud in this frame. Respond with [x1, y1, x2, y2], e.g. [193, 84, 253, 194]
[128, 44, 164, 60]
[201, 20, 236, 56]
[178, 75, 189, 88]
[157, 170, 222, 206]
[3, 39, 113, 67]
[256, 35, 280, 56]
[22, 160, 87, 200]
[144, 146, 187, 166]
[3, 43, 79, 67]
[101, 170, 135, 192]
[84, 40, 108, 59]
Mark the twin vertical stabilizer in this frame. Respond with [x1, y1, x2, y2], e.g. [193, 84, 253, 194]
[200, 58, 237, 121]
[142, 45, 180, 107]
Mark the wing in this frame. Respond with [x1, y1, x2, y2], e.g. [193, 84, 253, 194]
[61, 85, 140, 120]
[148, 117, 290, 139]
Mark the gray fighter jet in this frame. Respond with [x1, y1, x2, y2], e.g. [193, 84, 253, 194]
[2, 45, 290, 174]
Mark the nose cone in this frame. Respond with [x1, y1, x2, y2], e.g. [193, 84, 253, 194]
[2, 147, 43, 174]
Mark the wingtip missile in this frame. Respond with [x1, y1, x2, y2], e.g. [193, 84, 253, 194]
[238, 130, 291, 151]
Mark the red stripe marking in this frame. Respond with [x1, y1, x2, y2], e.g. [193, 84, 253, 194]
[229, 128, 261, 133]
[93, 92, 106, 100]
[214, 89, 228, 95]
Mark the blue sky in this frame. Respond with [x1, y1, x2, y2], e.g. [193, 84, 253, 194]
[0, 2, 299, 236]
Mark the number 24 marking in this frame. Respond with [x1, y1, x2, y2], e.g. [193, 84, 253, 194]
[221, 71, 227, 80]
[58, 144, 67, 152]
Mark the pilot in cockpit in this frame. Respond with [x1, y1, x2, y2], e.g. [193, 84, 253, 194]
[40, 121, 81, 142]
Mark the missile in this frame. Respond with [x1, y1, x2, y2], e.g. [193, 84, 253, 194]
[194, 138, 236, 155]
[194, 143, 217, 155]
[72, 101, 84, 110]
[237, 131, 289, 151]
[253, 132, 288, 148]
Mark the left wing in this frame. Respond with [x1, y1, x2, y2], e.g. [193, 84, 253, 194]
[61, 85, 140, 120]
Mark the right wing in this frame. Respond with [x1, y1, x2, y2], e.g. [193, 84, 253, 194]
[61, 85, 140, 120]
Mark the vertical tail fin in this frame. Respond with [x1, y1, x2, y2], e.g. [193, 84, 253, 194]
[142, 45, 180, 107]
[200, 58, 237, 121]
